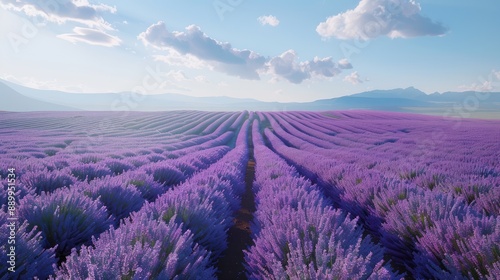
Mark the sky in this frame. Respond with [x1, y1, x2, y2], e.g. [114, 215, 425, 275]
[1, 0, 499, 102]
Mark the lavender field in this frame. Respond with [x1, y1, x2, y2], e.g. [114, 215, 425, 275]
[1, 110, 499, 279]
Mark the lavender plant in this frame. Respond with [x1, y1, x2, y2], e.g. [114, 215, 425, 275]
[19, 169, 75, 194]
[0, 110, 498, 279]
[246, 199, 395, 279]
[248, 119, 398, 279]
[142, 162, 186, 186]
[103, 159, 134, 175]
[79, 176, 145, 226]
[413, 213, 499, 279]
[55, 212, 216, 279]
[70, 163, 112, 181]
[0, 212, 57, 279]
[118, 171, 166, 202]
[138, 187, 230, 259]
[18, 188, 112, 259]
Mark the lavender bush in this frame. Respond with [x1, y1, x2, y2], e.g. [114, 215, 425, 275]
[138, 184, 230, 258]
[0, 212, 57, 279]
[19, 169, 75, 194]
[78, 176, 145, 226]
[413, 213, 499, 279]
[18, 188, 112, 259]
[70, 163, 112, 181]
[142, 162, 186, 186]
[247, 119, 398, 279]
[117, 171, 166, 202]
[55, 212, 215, 279]
[0, 110, 498, 278]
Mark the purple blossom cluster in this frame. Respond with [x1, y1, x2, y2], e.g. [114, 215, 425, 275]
[18, 187, 112, 260]
[413, 211, 499, 279]
[0, 110, 498, 279]
[261, 111, 500, 278]
[137, 119, 250, 257]
[111, 171, 165, 202]
[54, 212, 215, 279]
[53, 118, 250, 278]
[0, 111, 250, 277]
[0, 211, 57, 279]
[75, 175, 146, 226]
[18, 169, 76, 194]
[245, 119, 399, 279]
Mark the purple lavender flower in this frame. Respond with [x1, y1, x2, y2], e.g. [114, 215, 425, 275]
[55, 212, 216, 279]
[70, 163, 112, 181]
[141, 162, 186, 186]
[414, 213, 499, 279]
[0, 212, 57, 279]
[18, 188, 112, 259]
[19, 169, 76, 194]
[78, 175, 145, 226]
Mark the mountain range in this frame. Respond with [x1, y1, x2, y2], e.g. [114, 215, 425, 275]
[1, 80, 499, 118]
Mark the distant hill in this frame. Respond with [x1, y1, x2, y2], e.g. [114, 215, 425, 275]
[349, 87, 428, 100]
[1, 80, 499, 118]
[309, 87, 500, 116]
[309, 96, 431, 111]
[0, 82, 78, 111]
[0, 80, 284, 111]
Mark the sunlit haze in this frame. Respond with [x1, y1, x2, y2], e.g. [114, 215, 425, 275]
[1, 1, 499, 102]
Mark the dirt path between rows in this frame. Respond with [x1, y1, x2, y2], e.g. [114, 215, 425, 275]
[217, 125, 256, 279]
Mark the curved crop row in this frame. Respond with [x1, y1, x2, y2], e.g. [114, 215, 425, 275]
[245, 119, 399, 279]
[263, 111, 500, 278]
[54, 119, 251, 278]
[0, 110, 498, 279]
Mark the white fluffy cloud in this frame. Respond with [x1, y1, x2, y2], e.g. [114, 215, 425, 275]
[266, 50, 351, 84]
[494, 70, 500, 81]
[338, 58, 353, 69]
[458, 70, 500, 92]
[343, 71, 363, 85]
[1, 0, 120, 47]
[57, 27, 121, 47]
[140, 22, 351, 84]
[458, 82, 492, 92]
[258, 15, 280, 27]
[139, 22, 267, 80]
[0, 0, 116, 29]
[316, 0, 447, 40]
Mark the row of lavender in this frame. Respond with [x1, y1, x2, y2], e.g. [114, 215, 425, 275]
[53, 119, 251, 279]
[260, 111, 499, 279]
[2, 109, 499, 279]
[0, 111, 247, 200]
[0, 111, 249, 279]
[245, 119, 399, 279]
[266, 111, 500, 215]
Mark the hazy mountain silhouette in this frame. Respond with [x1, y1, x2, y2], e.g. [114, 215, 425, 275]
[0, 82, 78, 111]
[349, 87, 428, 99]
[1, 80, 499, 117]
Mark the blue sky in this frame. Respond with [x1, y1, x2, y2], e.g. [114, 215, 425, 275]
[1, 0, 499, 102]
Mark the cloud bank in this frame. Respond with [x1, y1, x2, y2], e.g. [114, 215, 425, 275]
[57, 27, 121, 47]
[0, 0, 115, 29]
[316, 0, 447, 40]
[0, 0, 120, 47]
[258, 15, 280, 27]
[343, 71, 363, 85]
[458, 70, 500, 92]
[139, 22, 266, 80]
[140, 22, 351, 84]
[266, 50, 352, 84]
